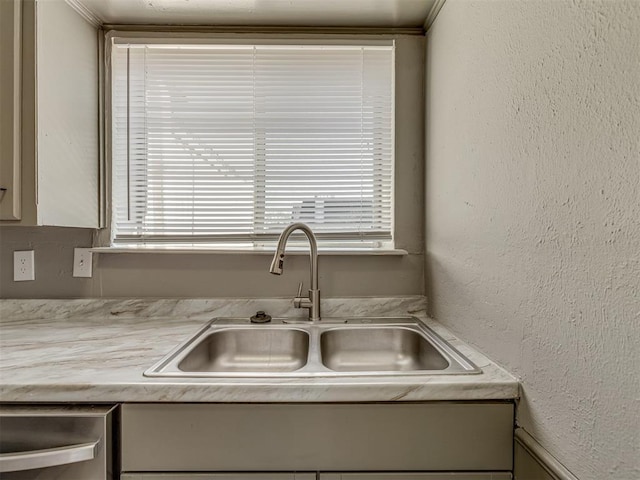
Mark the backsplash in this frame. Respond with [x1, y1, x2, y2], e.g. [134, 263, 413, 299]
[0, 296, 427, 321]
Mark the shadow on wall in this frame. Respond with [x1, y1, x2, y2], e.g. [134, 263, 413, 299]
[424, 251, 443, 320]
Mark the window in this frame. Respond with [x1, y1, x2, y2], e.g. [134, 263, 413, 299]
[110, 38, 394, 248]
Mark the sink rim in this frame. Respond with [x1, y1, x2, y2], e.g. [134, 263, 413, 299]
[144, 316, 481, 378]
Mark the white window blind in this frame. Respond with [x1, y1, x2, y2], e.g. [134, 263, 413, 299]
[111, 41, 394, 246]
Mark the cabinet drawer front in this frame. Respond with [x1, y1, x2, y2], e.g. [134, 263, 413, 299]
[321, 474, 511, 480]
[122, 475, 316, 480]
[121, 474, 511, 480]
[121, 403, 513, 472]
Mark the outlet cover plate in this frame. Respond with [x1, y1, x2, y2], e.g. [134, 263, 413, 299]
[73, 248, 93, 278]
[14, 250, 35, 281]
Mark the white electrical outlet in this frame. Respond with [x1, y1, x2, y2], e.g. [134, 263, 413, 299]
[14, 250, 35, 281]
[73, 248, 93, 278]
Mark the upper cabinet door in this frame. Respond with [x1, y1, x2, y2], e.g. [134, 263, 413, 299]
[35, 0, 99, 227]
[0, 0, 22, 220]
[1, 0, 100, 227]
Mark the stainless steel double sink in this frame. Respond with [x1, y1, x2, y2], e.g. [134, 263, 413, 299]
[145, 317, 481, 378]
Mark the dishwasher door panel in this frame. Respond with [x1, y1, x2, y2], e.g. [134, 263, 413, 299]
[0, 405, 115, 480]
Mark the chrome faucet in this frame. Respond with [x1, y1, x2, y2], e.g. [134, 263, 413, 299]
[269, 222, 320, 321]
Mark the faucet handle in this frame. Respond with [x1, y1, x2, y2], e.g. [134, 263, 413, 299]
[296, 282, 304, 297]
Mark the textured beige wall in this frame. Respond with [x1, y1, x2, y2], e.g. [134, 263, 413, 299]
[0, 35, 424, 299]
[426, 1, 639, 479]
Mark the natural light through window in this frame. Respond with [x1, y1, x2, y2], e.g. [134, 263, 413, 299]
[111, 39, 395, 248]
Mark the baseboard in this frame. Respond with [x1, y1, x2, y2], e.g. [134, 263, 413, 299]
[514, 428, 579, 480]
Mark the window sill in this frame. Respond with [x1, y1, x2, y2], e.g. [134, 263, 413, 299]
[90, 246, 408, 256]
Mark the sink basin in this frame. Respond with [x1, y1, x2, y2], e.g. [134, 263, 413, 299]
[144, 317, 480, 378]
[178, 328, 309, 373]
[320, 327, 449, 372]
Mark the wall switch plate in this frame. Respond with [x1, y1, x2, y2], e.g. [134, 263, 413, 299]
[73, 248, 93, 278]
[14, 250, 35, 281]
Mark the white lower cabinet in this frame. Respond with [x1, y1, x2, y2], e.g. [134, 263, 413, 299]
[120, 403, 514, 479]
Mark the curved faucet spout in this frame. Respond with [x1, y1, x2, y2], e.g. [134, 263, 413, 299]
[269, 222, 320, 320]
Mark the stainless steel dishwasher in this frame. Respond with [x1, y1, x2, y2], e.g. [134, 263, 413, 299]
[0, 405, 116, 480]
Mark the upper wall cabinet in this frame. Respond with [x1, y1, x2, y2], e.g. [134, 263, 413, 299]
[0, 0, 100, 227]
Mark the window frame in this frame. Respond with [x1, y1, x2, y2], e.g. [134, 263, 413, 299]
[97, 31, 419, 254]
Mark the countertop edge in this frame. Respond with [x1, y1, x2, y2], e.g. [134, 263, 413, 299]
[0, 297, 520, 403]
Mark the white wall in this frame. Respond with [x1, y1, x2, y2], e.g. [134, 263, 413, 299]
[425, 1, 639, 479]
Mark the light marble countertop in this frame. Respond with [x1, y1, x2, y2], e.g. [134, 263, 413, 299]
[0, 297, 519, 403]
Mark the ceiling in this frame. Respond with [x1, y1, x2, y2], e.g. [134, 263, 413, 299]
[71, 0, 441, 28]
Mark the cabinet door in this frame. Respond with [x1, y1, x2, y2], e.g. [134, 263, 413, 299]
[121, 474, 317, 480]
[0, 0, 21, 220]
[35, 0, 99, 227]
[321, 474, 511, 480]
[122, 403, 513, 472]
[1, 0, 100, 226]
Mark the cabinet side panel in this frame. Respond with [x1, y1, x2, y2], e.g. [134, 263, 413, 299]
[121, 403, 514, 472]
[0, 0, 22, 220]
[514, 442, 554, 480]
[1, 0, 37, 225]
[36, 0, 98, 227]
